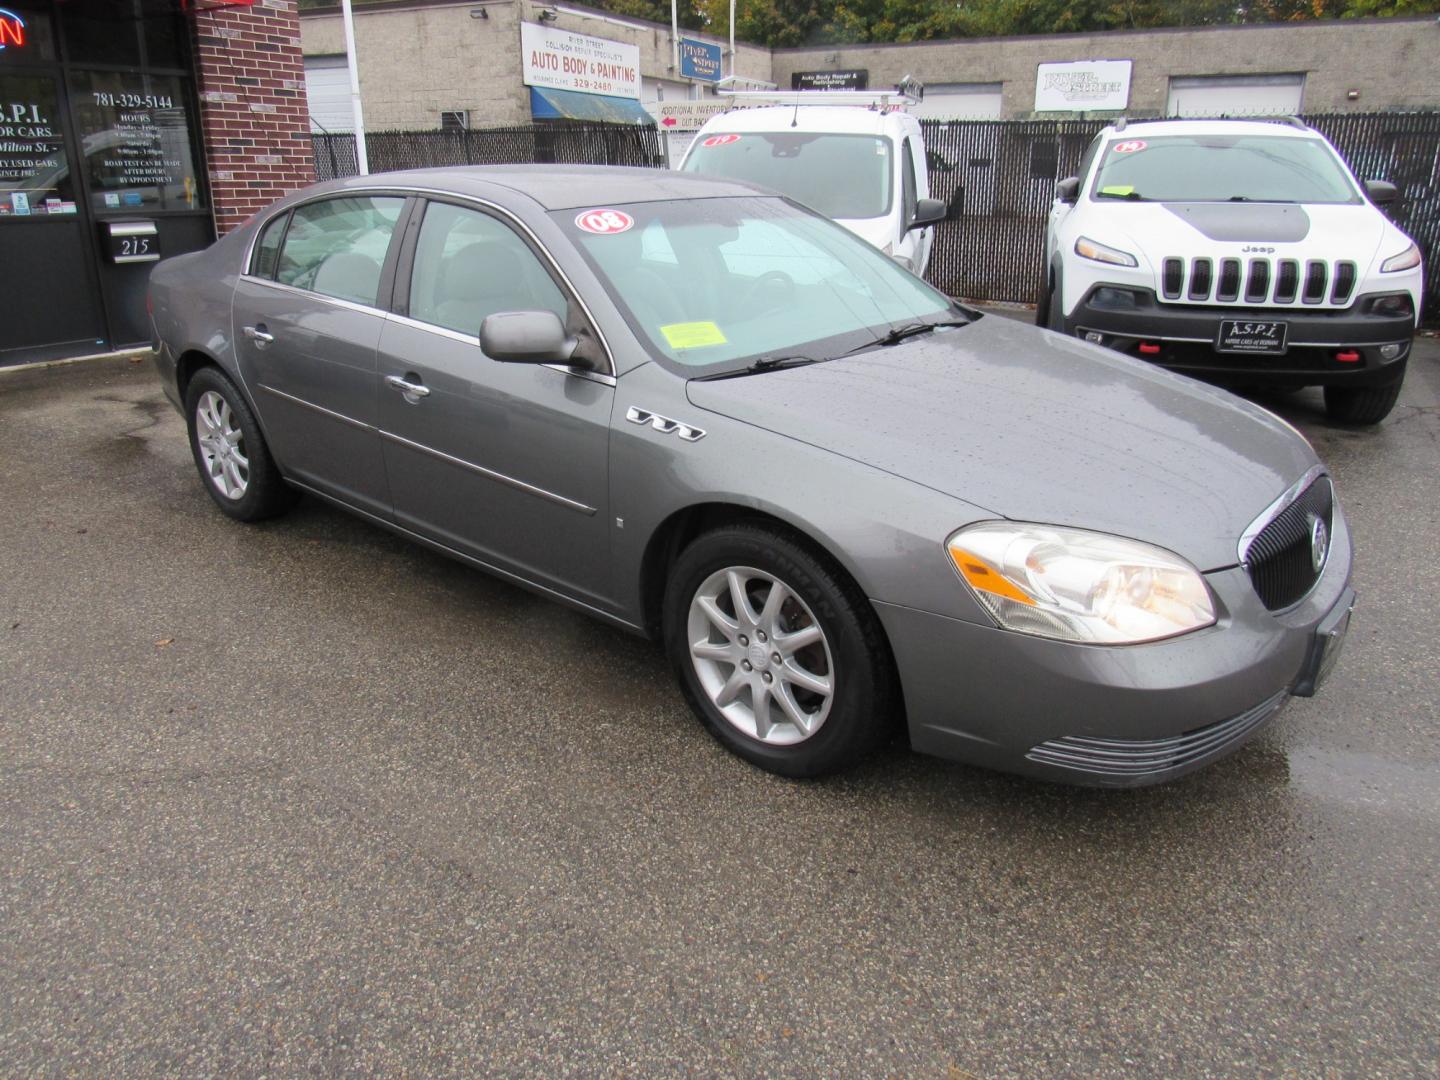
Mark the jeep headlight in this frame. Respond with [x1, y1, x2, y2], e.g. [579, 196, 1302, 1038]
[1075, 236, 1138, 268]
[1380, 242, 1421, 273]
[946, 523, 1216, 644]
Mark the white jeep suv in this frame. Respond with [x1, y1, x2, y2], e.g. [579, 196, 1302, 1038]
[1041, 118, 1422, 424]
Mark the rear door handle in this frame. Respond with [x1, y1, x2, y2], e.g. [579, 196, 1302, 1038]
[242, 325, 274, 348]
[385, 374, 430, 399]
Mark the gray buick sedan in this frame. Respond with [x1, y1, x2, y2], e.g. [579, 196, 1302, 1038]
[148, 166, 1354, 787]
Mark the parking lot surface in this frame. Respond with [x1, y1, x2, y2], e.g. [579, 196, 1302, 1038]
[2, 337, 1438, 1077]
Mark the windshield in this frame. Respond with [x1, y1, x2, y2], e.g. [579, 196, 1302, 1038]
[682, 132, 894, 220]
[557, 197, 957, 375]
[1090, 134, 1360, 204]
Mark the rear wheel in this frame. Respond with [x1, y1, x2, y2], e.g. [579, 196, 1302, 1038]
[1323, 379, 1404, 425]
[663, 524, 897, 778]
[184, 366, 294, 521]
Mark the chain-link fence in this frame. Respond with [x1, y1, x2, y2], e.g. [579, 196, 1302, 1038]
[311, 122, 664, 182]
[312, 112, 1440, 326]
[919, 112, 1440, 326]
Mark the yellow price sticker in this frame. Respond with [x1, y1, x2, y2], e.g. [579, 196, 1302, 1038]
[1100, 184, 1135, 197]
[660, 321, 727, 349]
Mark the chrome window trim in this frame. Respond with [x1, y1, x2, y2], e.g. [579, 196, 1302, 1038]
[383, 312, 617, 387]
[1236, 464, 1329, 567]
[377, 429, 597, 516]
[240, 184, 618, 378]
[258, 383, 373, 432]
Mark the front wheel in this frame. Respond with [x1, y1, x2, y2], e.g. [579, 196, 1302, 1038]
[1323, 379, 1404, 425]
[663, 524, 898, 778]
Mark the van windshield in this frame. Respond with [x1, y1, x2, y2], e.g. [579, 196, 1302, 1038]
[683, 132, 894, 220]
[1090, 135, 1361, 204]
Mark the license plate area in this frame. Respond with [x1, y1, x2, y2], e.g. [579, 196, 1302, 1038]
[1292, 590, 1355, 697]
[1217, 320, 1288, 355]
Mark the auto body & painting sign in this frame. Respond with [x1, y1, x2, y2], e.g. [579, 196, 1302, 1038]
[1034, 60, 1132, 112]
[521, 22, 640, 99]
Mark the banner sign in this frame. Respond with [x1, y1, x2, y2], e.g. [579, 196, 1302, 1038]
[791, 70, 868, 91]
[1034, 60, 1132, 112]
[521, 22, 640, 100]
[643, 99, 744, 132]
[679, 38, 721, 83]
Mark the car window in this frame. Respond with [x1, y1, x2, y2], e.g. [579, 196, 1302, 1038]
[560, 196, 955, 372]
[683, 133, 894, 220]
[275, 196, 405, 306]
[1090, 135, 1361, 204]
[249, 212, 287, 279]
[1075, 134, 1102, 185]
[408, 201, 568, 337]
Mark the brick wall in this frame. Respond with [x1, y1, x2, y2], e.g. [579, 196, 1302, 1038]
[191, 0, 316, 234]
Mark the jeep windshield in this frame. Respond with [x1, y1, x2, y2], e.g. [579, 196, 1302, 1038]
[1091, 135, 1362, 205]
[682, 133, 894, 220]
[557, 196, 962, 377]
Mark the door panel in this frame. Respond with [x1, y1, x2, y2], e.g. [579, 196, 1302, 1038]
[377, 320, 614, 605]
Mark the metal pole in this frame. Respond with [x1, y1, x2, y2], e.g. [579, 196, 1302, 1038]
[729, 0, 736, 81]
[341, 0, 369, 175]
[670, 0, 679, 78]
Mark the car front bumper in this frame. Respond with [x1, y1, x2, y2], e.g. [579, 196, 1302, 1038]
[1066, 288, 1413, 388]
[874, 507, 1354, 787]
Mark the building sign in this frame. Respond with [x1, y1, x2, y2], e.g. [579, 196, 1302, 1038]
[0, 73, 75, 217]
[0, 8, 26, 52]
[644, 99, 751, 132]
[68, 71, 204, 212]
[1034, 60, 1132, 112]
[521, 22, 640, 100]
[792, 70, 868, 91]
[679, 38, 721, 83]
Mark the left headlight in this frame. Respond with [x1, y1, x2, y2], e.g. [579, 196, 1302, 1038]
[946, 522, 1217, 645]
[1380, 242, 1421, 274]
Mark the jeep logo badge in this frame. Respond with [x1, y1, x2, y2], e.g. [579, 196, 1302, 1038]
[1308, 514, 1329, 573]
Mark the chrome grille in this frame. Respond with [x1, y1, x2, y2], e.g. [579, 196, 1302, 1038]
[1243, 474, 1334, 611]
[1026, 692, 1287, 781]
[1160, 255, 1356, 308]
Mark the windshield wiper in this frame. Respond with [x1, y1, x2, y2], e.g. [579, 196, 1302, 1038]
[693, 355, 827, 381]
[1096, 189, 1149, 200]
[1226, 195, 1296, 203]
[846, 318, 970, 354]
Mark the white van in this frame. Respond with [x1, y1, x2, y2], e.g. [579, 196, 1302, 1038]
[678, 89, 945, 275]
[1042, 117, 1423, 424]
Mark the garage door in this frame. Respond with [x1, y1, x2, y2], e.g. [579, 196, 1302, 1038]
[1167, 74, 1304, 118]
[912, 83, 1003, 121]
[305, 56, 352, 133]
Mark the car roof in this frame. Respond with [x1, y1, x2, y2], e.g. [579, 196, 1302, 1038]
[1101, 118, 1319, 140]
[699, 105, 910, 137]
[316, 165, 771, 210]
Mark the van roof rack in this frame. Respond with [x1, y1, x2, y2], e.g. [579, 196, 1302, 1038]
[718, 77, 924, 111]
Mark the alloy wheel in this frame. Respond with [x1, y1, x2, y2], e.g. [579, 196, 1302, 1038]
[195, 390, 250, 500]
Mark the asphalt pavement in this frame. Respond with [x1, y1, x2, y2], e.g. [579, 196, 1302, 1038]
[1, 334, 1438, 1077]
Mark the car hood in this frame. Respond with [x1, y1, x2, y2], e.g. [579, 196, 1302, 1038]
[685, 315, 1319, 571]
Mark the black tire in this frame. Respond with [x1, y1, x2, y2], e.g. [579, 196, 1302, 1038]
[1323, 379, 1404, 425]
[663, 523, 899, 778]
[183, 366, 295, 521]
[1044, 267, 1066, 333]
[1034, 266, 1051, 327]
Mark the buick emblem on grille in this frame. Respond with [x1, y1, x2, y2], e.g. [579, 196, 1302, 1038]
[1308, 513, 1329, 573]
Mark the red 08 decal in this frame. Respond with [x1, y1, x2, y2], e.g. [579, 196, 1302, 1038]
[1112, 140, 1147, 154]
[575, 209, 635, 235]
[702, 133, 741, 147]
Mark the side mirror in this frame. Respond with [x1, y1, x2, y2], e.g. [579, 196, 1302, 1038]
[908, 197, 947, 232]
[1365, 179, 1397, 206]
[1055, 176, 1080, 204]
[479, 310, 582, 366]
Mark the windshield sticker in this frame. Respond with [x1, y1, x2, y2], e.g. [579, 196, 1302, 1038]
[1100, 184, 1135, 197]
[575, 209, 635, 235]
[660, 321, 728, 349]
[1112, 140, 1147, 154]
[702, 134, 741, 148]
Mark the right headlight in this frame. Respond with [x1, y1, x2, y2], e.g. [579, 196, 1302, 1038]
[1074, 236, 1139, 268]
[946, 522, 1217, 645]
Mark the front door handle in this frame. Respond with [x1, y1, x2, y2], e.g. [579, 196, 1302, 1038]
[242, 325, 274, 348]
[385, 374, 430, 399]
